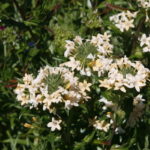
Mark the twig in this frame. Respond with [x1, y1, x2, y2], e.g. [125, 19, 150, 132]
[12, 0, 25, 20]
[106, 3, 129, 11]
[100, 3, 130, 16]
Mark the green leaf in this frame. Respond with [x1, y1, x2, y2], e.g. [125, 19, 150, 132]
[74, 131, 95, 150]
[28, 49, 39, 57]
[110, 144, 129, 150]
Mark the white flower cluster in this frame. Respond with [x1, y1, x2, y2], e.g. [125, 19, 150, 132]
[62, 32, 113, 76]
[139, 34, 150, 52]
[137, 0, 150, 9]
[127, 94, 145, 127]
[14, 66, 91, 113]
[91, 97, 117, 132]
[99, 57, 150, 92]
[90, 32, 113, 55]
[110, 11, 137, 32]
[64, 32, 113, 57]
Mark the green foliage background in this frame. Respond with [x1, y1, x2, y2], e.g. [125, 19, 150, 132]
[0, 0, 150, 150]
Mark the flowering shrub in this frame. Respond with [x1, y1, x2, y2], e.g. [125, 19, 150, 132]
[1, 0, 150, 150]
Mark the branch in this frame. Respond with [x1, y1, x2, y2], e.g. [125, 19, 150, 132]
[106, 3, 129, 11]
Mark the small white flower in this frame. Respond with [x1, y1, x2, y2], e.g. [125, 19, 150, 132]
[79, 80, 91, 92]
[140, 34, 149, 46]
[93, 120, 110, 132]
[64, 100, 79, 110]
[87, 53, 95, 60]
[80, 68, 91, 76]
[139, 34, 150, 52]
[99, 97, 117, 111]
[64, 40, 75, 57]
[23, 74, 33, 85]
[74, 36, 83, 45]
[14, 83, 26, 95]
[133, 94, 145, 106]
[115, 127, 125, 134]
[47, 118, 62, 131]
[60, 57, 81, 71]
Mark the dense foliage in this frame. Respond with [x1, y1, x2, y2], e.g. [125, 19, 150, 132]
[0, 0, 150, 150]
